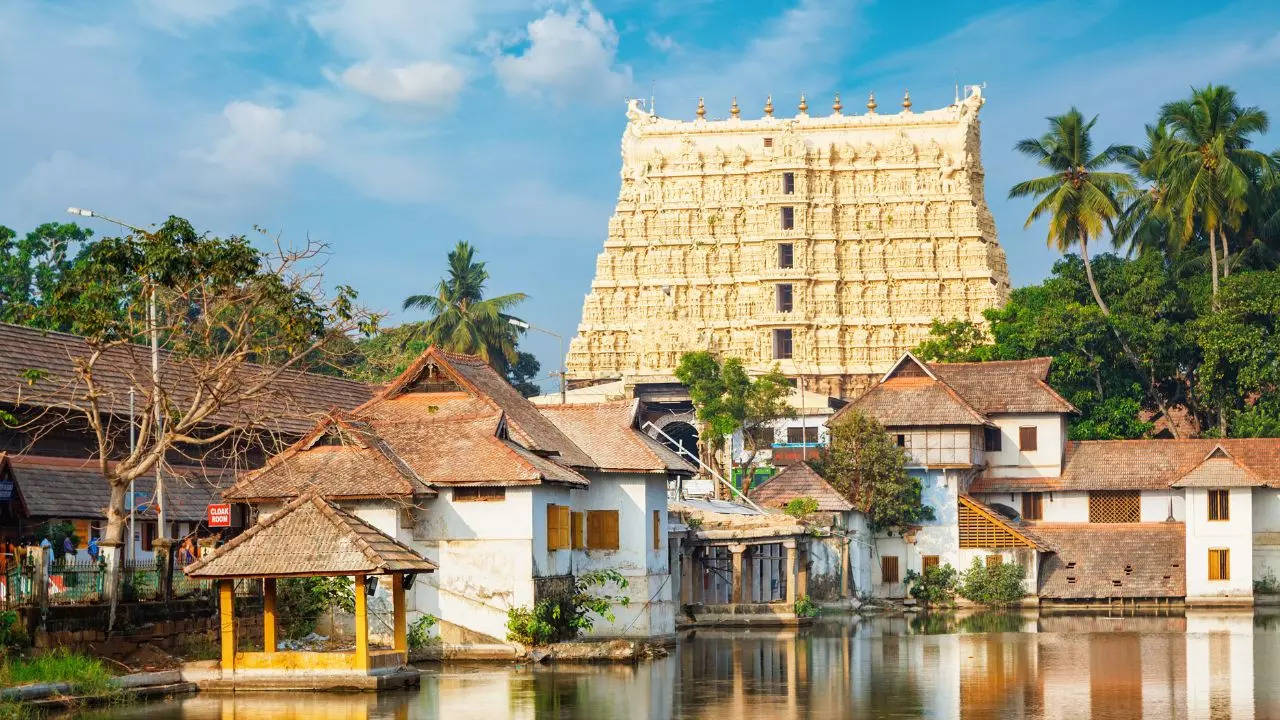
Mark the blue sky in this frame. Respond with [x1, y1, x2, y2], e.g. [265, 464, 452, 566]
[3, 0, 1279, 388]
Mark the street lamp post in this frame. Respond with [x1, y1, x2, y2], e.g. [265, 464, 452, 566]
[67, 207, 167, 542]
[508, 318, 566, 404]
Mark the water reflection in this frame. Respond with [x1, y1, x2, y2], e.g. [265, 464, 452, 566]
[80, 610, 1279, 720]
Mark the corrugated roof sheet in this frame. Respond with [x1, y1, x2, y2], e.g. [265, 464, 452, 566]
[184, 493, 437, 578]
[1034, 523, 1185, 599]
[748, 462, 853, 512]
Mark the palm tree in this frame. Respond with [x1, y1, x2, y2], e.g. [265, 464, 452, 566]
[1117, 123, 1184, 259]
[1157, 84, 1270, 300]
[403, 241, 527, 372]
[1010, 108, 1134, 315]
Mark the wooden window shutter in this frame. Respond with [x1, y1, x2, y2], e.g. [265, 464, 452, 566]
[571, 512, 584, 550]
[986, 554, 1003, 569]
[586, 510, 619, 550]
[547, 504, 570, 550]
[1208, 490, 1229, 521]
[558, 506, 570, 549]
[882, 556, 899, 583]
[922, 555, 939, 572]
[652, 510, 661, 550]
[1018, 426, 1038, 451]
[1209, 549, 1229, 581]
[1021, 492, 1043, 520]
[546, 504, 558, 550]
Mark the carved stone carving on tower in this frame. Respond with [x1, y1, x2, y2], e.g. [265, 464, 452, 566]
[570, 87, 1009, 398]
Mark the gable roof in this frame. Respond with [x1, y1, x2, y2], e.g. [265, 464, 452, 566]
[538, 401, 694, 474]
[928, 357, 1076, 415]
[368, 347, 594, 468]
[958, 494, 1051, 550]
[8, 454, 233, 522]
[1170, 446, 1266, 488]
[184, 492, 437, 579]
[971, 438, 1280, 493]
[839, 353, 989, 427]
[748, 462, 854, 512]
[0, 322, 373, 436]
[1034, 522, 1185, 599]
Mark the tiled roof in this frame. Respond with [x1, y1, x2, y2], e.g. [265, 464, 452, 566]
[748, 462, 853, 512]
[1170, 446, 1265, 488]
[929, 358, 1077, 415]
[8, 454, 232, 522]
[0, 322, 372, 436]
[1034, 522, 1185, 598]
[833, 353, 1075, 428]
[959, 494, 1052, 550]
[538, 401, 694, 473]
[184, 493, 437, 579]
[972, 438, 1280, 492]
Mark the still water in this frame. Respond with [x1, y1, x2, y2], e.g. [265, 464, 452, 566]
[82, 610, 1280, 720]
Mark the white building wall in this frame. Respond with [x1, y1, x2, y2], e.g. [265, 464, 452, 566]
[910, 469, 960, 573]
[1185, 611, 1255, 720]
[955, 547, 1039, 595]
[1252, 488, 1280, 584]
[984, 413, 1066, 478]
[873, 536, 908, 599]
[1141, 490, 1183, 522]
[1184, 487, 1253, 600]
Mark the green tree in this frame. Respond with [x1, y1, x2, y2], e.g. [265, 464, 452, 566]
[1158, 85, 1271, 300]
[1191, 269, 1280, 435]
[674, 351, 790, 497]
[811, 409, 934, 531]
[957, 558, 1026, 607]
[402, 241, 527, 373]
[0, 222, 93, 328]
[507, 351, 542, 397]
[1009, 108, 1134, 316]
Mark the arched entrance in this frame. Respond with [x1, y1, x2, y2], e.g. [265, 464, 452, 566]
[661, 421, 699, 457]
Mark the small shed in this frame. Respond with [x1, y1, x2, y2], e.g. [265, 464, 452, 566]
[184, 492, 436, 689]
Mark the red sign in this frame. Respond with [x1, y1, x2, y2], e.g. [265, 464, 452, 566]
[207, 503, 232, 527]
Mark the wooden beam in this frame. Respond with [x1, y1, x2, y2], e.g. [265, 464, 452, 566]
[263, 578, 277, 653]
[219, 579, 235, 675]
[393, 574, 407, 654]
[354, 575, 369, 672]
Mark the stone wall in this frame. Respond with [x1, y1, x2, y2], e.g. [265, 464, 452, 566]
[567, 88, 1009, 398]
[28, 598, 262, 657]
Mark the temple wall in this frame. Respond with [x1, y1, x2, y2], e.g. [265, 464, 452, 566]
[567, 89, 1010, 397]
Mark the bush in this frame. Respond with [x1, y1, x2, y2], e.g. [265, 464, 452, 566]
[793, 594, 818, 617]
[506, 570, 630, 646]
[0, 612, 28, 657]
[1255, 570, 1280, 594]
[407, 614, 438, 650]
[783, 497, 820, 519]
[277, 576, 356, 639]
[957, 558, 1026, 607]
[903, 564, 958, 606]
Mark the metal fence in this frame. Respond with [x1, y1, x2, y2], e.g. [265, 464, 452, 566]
[2, 565, 35, 608]
[49, 560, 106, 604]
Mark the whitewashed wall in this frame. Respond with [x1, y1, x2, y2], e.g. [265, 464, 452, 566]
[1253, 488, 1280, 583]
[1184, 487, 1253, 600]
[984, 413, 1066, 478]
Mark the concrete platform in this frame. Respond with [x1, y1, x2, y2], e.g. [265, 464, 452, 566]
[182, 660, 421, 692]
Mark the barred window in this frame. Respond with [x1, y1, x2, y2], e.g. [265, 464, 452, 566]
[881, 556, 899, 583]
[1208, 490, 1229, 521]
[1208, 548, 1230, 581]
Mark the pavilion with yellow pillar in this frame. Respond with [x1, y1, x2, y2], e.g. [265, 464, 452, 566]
[183, 492, 436, 691]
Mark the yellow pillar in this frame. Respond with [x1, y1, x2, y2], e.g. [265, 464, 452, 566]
[263, 578, 277, 653]
[393, 574, 407, 654]
[218, 579, 235, 675]
[354, 575, 369, 671]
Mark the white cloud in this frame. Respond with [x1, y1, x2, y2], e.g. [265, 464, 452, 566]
[646, 31, 677, 53]
[134, 0, 251, 29]
[306, 0, 476, 60]
[339, 60, 466, 107]
[494, 2, 632, 104]
[199, 101, 324, 184]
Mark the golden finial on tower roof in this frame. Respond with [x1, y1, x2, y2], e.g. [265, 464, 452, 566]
[902, 89, 912, 111]
[764, 95, 774, 117]
[696, 96, 706, 119]
[798, 93, 808, 114]
[832, 92, 843, 114]
[866, 92, 877, 113]
[730, 96, 740, 119]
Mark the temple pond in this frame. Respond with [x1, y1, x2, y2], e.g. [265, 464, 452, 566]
[77, 610, 1279, 719]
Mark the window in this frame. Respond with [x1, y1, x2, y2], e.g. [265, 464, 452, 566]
[895, 434, 906, 447]
[586, 510, 620, 550]
[881, 556, 899, 583]
[772, 329, 793, 360]
[781, 206, 794, 230]
[984, 426, 1002, 452]
[546, 504, 570, 550]
[922, 555, 940, 572]
[571, 512, 584, 550]
[1208, 490, 1229, 521]
[783, 172, 795, 194]
[1021, 492, 1043, 520]
[1088, 490, 1140, 523]
[747, 426, 776, 448]
[1018, 426, 1038, 452]
[763, 137, 773, 148]
[786, 426, 819, 444]
[454, 487, 506, 502]
[141, 522, 154, 553]
[1208, 549, 1230, 581]
[653, 510, 662, 550]
[778, 243, 794, 268]
[776, 284, 793, 313]
[986, 554, 1003, 569]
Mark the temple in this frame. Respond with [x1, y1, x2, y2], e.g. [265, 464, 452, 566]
[566, 87, 1010, 398]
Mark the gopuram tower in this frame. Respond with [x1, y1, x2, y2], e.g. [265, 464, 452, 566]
[566, 87, 1010, 399]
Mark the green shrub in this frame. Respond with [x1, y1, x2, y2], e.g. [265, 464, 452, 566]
[793, 594, 818, 617]
[903, 564, 958, 606]
[277, 576, 356, 639]
[957, 558, 1026, 607]
[0, 612, 28, 657]
[1255, 570, 1280, 594]
[505, 570, 630, 646]
[783, 497, 820, 519]
[407, 614, 438, 650]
